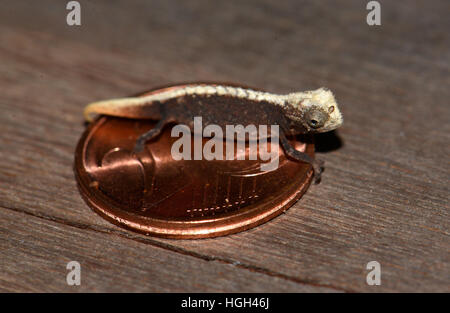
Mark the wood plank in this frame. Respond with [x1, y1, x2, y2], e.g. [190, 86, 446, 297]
[0, 207, 334, 292]
[0, 0, 448, 292]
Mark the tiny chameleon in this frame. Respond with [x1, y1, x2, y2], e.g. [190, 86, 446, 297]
[84, 84, 343, 183]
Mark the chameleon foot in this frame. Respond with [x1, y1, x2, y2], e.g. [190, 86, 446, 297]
[280, 133, 324, 184]
[133, 119, 167, 153]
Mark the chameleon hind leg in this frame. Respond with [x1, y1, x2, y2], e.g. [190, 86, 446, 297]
[133, 118, 167, 152]
[279, 133, 324, 184]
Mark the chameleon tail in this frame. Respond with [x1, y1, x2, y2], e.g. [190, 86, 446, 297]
[83, 97, 162, 122]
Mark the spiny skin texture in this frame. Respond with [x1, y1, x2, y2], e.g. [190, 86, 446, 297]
[83, 84, 344, 182]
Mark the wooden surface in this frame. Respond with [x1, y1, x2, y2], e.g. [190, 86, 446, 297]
[0, 0, 449, 292]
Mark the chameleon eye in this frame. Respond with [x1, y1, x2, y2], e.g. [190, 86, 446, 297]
[328, 106, 335, 113]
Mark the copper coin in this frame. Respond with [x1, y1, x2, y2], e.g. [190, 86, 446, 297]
[74, 85, 315, 239]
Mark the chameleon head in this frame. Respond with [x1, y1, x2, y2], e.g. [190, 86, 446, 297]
[285, 87, 343, 133]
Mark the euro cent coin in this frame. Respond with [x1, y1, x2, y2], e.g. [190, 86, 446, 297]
[74, 85, 315, 239]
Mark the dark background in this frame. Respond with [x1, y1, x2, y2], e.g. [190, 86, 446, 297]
[0, 0, 448, 292]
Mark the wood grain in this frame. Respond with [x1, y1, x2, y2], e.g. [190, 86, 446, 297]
[0, 0, 448, 292]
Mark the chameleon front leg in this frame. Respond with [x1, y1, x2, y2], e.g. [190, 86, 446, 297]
[279, 132, 324, 184]
[134, 118, 168, 152]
